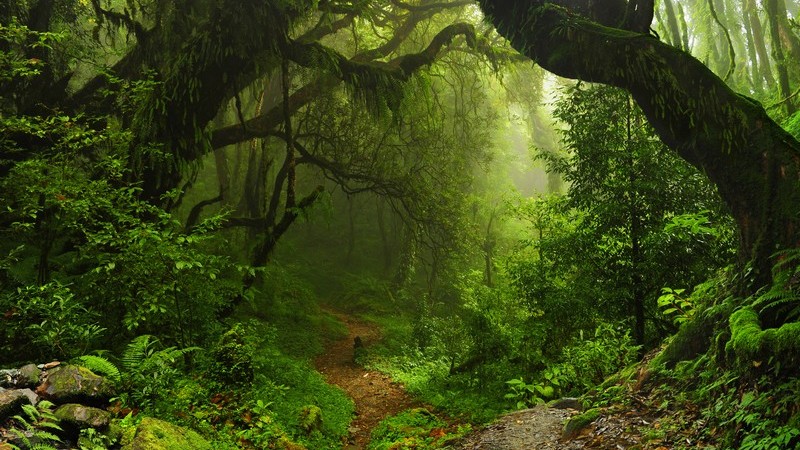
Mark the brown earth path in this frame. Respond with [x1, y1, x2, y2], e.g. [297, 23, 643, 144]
[314, 310, 424, 449]
[313, 310, 663, 449]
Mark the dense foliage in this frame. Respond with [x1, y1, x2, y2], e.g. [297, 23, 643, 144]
[2, 0, 800, 449]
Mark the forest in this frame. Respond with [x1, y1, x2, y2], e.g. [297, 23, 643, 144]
[1, 0, 799, 449]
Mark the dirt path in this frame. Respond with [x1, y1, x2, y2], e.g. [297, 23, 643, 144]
[314, 311, 423, 450]
[313, 310, 658, 449]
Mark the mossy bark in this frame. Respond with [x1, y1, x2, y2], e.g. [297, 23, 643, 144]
[726, 306, 800, 364]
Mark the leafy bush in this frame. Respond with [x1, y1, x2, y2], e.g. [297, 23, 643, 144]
[0, 282, 104, 361]
[506, 323, 638, 409]
[209, 322, 256, 386]
[368, 408, 470, 450]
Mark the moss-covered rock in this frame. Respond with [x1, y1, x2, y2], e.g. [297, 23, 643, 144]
[18, 364, 41, 387]
[299, 405, 322, 434]
[36, 365, 115, 404]
[122, 417, 211, 450]
[0, 390, 30, 421]
[54, 403, 112, 429]
[562, 408, 600, 440]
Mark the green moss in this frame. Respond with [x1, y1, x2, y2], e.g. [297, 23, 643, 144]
[122, 417, 211, 450]
[726, 306, 800, 364]
[298, 405, 322, 434]
[562, 408, 601, 439]
[42, 365, 116, 403]
[653, 317, 714, 369]
[782, 111, 800, 141]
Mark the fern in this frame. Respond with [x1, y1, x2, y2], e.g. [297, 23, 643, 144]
[8, 400, 62, 450]
[74, 355, 121, 383]
[119, 334, 200, 410]
[122, 334, 199, 373]
[122, 334, 158, 372]
[753, 249, 800, 321]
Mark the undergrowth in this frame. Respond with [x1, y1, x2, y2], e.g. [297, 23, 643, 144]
[611, 265, 800, 449]
[368, 408, 471, 450]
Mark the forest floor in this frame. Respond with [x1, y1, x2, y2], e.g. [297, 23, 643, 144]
[315, 310, 670, 450]
[314, 310, 425, 449]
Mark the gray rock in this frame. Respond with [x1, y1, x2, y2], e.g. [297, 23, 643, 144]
[55, 403, 112, 429]
[549, 397, 583, 411]
[36, 364, 115, 404]
[18, 388, 38, 406]
[19, 364, 42, 387]
[0, 389, 31, 421]
[0, 369, 21, 388]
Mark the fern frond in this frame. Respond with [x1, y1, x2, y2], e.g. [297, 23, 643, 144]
[30, 444, 58, 450]
[74, 355, 121, 383]
[11, 415, 31, 429]
[122, 334, 157, 371]
[31, 430, 61, 442]
[20, 403, 39, 420]
[36, 421, 62, 431]
[37, 400, 56, 410]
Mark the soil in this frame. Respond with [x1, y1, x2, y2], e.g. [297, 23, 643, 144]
[314, 310, 425, 449]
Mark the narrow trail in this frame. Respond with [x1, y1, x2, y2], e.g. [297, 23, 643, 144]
[313, 310, 656, 449]
[314, 310, 424, 450]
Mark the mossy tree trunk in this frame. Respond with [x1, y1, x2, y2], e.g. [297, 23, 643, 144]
[477, 1, 800, 298]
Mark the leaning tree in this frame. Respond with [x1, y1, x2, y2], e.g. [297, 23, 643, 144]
[474, 0, 800, 365]
[477, 0, 800, 295]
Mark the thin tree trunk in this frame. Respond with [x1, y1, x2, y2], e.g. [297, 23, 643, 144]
[765, 0, 795, 115]
[662, 0, 684, 49]
[376, 197, 392, 274]
[746, 0, 776, 89]
[743, 3, 764, 94]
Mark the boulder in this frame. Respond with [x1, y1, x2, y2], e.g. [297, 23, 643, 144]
[18, 364, 42, 387]
[122, 417, 212, 450]
[17, 388, 38, 406]
[549, 397, 583, 411]
[0, 369, 20, 388]
[0, 390, 31, 421]
[55, 403, 112, 429]
[36, 365, 115, 404]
